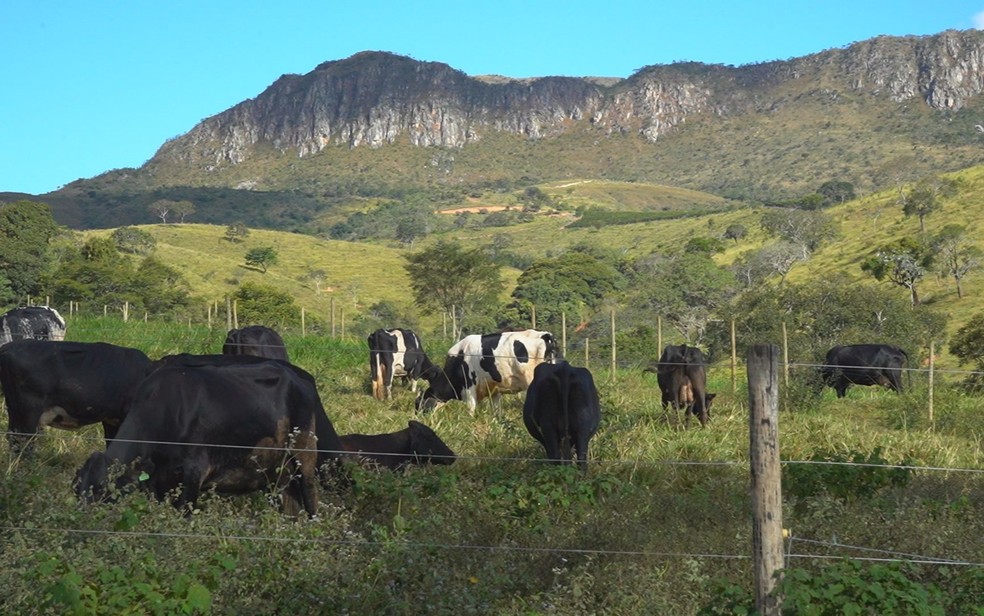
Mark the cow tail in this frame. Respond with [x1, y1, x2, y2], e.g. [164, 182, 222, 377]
[370, 353, 385, 401]
[559, 368, 572, 463]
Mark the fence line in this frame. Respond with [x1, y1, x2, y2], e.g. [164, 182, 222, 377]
[5, 429, 982, 473]
[4, 524, 982, 570]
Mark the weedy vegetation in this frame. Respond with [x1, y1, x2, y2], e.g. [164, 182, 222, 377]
[1, 316, 982, 614]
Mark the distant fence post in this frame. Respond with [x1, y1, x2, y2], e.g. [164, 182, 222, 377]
[330, 296, 336, 338]
[928, 340, 935, 426]
[657, 315, 662, 355]
[584, 338, 589, 370]
[531, 304, 537, 329]
[561, 312, 567, 359]
[233, 299, 239, 329]
[731, 319, 738, 394]
[301, 307, 306, 336]
[747, 344, 784, 615]
[226, 296, 232, 331]
[610, 309, 616, 380]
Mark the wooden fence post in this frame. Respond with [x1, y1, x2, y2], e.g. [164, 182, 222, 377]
[233, 299, 239, 329]
[747, 344, 784, 615]
[226, 296, 232, 331]
[928, 340, 935, 426]
[330, 296, 336, 338]
[657, 315, 662, 354]
[610, 309, 616, 379]
[301, 307, 306, 336]
[561, 312, 567, 359]
[531, 304, 537, 329]
[584, 337, 589, 370]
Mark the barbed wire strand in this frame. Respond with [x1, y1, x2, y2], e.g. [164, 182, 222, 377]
[5, 429, 983, 472]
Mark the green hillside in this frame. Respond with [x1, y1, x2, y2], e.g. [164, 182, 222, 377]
[77, 164, 984, 371]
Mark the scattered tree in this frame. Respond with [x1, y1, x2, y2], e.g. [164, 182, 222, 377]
[170, 200, 196, 223]
[0, 200, 60, 299]
[899, 175, 958, 232]
[110, 226, 156, 255]
[245, 247, 278, 273]
[933, 224, 982, 299]
[950, 312, 984, 391]
[231, 282, 298, 326]
[148, 199, 174, 224]
[861, 237, 933, 305]
[817, 180, 856, 206]
[761, 209, 838, 259]
[224, 222, 250, 243]
[723, 223, 747, 243]
[404, 240, 503, 337]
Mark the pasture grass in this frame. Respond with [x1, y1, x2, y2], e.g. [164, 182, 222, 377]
[1, 318, 982, 614]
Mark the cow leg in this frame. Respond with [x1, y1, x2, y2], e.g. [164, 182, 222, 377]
[175, 455, 208, 516]
[575, 432, 591, 474]
[101, 420, 120, 448]
[835, 379, 849, 398]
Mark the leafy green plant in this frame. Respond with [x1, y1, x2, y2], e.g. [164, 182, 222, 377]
[783, 447, 912, 504]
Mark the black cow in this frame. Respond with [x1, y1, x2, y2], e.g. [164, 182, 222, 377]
[339, 420, 456, 470]
[523, 361, 601, 472]
[367, 328, 437, 400]
[222, 325, 289, 361]
[149, 353, 345, 475]
[819, 344, 908, 398]
[74, 358, 335, 517]
[647, 344, 714, 427]
[0, 339, 152, 452]
[0, 306, 66, 346]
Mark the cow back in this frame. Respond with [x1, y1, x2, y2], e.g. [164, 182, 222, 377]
[222, 325, 289, 361]
[0, 306, 67, 346]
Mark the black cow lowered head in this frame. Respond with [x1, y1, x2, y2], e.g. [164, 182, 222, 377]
[523, 361, 601, 473]
[645, 344, 714, 428]
[339, 420, 456, 470]
[818, 343, 908, 398]
[222, 325, 289, 361]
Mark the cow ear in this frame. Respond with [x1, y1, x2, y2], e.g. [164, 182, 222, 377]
[706, 393, 717, 401]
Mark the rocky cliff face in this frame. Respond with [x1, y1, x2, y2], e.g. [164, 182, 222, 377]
[153, 30, 984, 169]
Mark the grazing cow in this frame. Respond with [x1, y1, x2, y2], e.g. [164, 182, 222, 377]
[339, 420, 456, 470]
[0, 306, 66, 346]
[149, 353, 345, 475]
[367, 328, 437, 400]
[222, 325, 289, 361]
[73, 358, 332, 517]
[415, 329, 559, 413]
[0, 340, 152, 452]
[523, 361, 601, 472]
[819, 344, 908, 398]
[647, 344, 714, 427]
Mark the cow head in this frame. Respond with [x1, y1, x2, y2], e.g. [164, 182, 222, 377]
[407, 420, 456, 465]
[73, 452, 153, 504]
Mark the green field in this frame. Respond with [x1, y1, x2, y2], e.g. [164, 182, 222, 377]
[1, 317, 982, 614]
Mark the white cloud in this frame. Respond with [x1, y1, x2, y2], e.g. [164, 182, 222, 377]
[974, 10, 984, 29]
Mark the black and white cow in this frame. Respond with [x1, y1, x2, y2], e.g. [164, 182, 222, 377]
[415, 329, 559, 414]
[647, 344, 714, 427]
[819, 344, 908, 398]
[523, 361, 601, 472]
[340, 420, 456, 470]
[73, 357, 338, 517]
[0, 339, 152, 452]
[0, 306, 66, 346]
[222, 325, 289, 361]
[367, 328, 437, 400]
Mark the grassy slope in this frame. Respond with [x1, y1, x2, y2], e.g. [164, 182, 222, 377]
[81, 165, 984, 366]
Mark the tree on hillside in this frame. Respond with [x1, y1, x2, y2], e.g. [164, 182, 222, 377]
[899, 175, 958, 233]
[505, 249, 626, 329]
[934, 224, 982, 299]
[0, 200, 60, 300]
[861, 237, 934, 306]
[950, 312, 984, 391]
[723, 223, 747, 243]
[224, 222, 250, 243]
[627, 251, 736, 343]
[245, 247, 278, 273]
[404, 240, 503, 337]
[817, 180, 856, 206]
[148, 199, 173, 224]
[760, 209, 838, 259]
[171, 200, 196, 223]
[110, 226, 156, 255]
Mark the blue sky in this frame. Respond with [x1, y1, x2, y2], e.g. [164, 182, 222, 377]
[3, 1, 983, 195]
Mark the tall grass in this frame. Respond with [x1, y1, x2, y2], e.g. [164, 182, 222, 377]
[1, 317, 982, 614]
